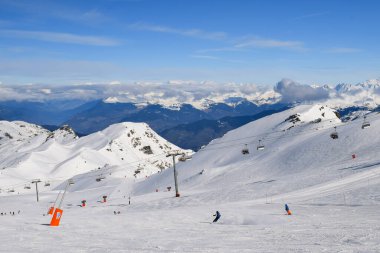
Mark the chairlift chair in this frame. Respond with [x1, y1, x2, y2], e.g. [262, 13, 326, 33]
[257, 140, 265, 151]
[330, 127, 339, 139]
[96, 175, 105, 182]
[8, 189, 15, 193]
[179, 153, 192, 162]
[24, 185, 31, 189]
[44, 181, 50, 187]
[242, 144, 249, 155]
[362, 116, 370, 129]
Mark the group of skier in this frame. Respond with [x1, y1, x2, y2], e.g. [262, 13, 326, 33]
[211, 204, 291, 223]
[1, 210, 20, 216]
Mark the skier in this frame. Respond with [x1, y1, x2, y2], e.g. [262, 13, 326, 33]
[212, 211, 221, 223]
[285, 204, 292, 215]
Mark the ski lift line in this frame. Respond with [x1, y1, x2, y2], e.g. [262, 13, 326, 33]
[201, 120, 336, 148]
[198, 125, 333, 152]
[199, 115, 375, 150]
[203, 112, 378, 148]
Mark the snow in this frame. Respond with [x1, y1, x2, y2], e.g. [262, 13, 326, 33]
[103, 96, 120, 103]
[0, 121, 189, 193]
[0, 104, 380, 252]
[84, 78, 380, 110]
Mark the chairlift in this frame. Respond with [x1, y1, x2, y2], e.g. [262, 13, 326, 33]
[44, 181, 50, 187]
[179, 153, 192, 162]
[8, 189, 15, 193]
[330, 126, 339, 139]
[96, 175, 106, 182]
[24, 185, 31, 189]
[257, 140, 265, 151]
[361, 116, 370, 129]
[242, 144, 249, 155]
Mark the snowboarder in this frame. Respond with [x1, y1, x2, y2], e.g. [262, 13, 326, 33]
[213, 211, 221, 223]
[285, 204, 292, 215]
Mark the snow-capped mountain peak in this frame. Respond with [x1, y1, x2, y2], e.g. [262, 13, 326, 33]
[0, 121, 190, 192]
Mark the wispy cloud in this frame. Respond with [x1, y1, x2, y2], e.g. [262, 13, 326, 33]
[190, 55, 221, 60]
[196, 47, 246, 54]
[326, 47, 363, 53]
[0, 29, 121, 46]
[294, 11, 329, 20]
[234, 37, 305, 51]
[190, 55, 246, 64]
[128, 22, 227, 40]
[0, 1, 110, 26]
[128, 22, 306, 53]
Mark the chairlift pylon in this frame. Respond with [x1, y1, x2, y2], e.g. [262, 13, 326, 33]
[242, 144, 249, 155]
[330, 126, 339, 139]
[257, 140, 265, 151]
[362, 115, 370, 129]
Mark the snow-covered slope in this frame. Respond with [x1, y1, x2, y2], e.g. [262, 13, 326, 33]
[1, 105, 379, 252]
[133, 104, 380, 205]
[0, 121, 188, 194]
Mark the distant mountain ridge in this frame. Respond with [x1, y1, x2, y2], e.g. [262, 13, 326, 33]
[0, 79, 379, 150]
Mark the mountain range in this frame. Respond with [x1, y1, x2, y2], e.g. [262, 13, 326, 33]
[0, 79, 379, 150]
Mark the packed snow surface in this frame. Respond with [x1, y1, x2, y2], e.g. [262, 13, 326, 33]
[0, 104, 379, 252]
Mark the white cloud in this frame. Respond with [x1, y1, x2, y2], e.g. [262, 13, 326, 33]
[128, 23, 227, 40]
[109, 80, 122, 85]
[0, 29, 120, 46]
[190, 55, 221, 60]
[40, 88, 51, 94]
[235, 37, 305, 51]
[274, 79, 330, 102]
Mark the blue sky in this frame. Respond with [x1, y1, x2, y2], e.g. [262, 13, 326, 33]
[0, 0, 379, 86]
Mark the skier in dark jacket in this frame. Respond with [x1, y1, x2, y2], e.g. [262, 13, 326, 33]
[285, 204, 292, 215]
[213, 211, 221, 223]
